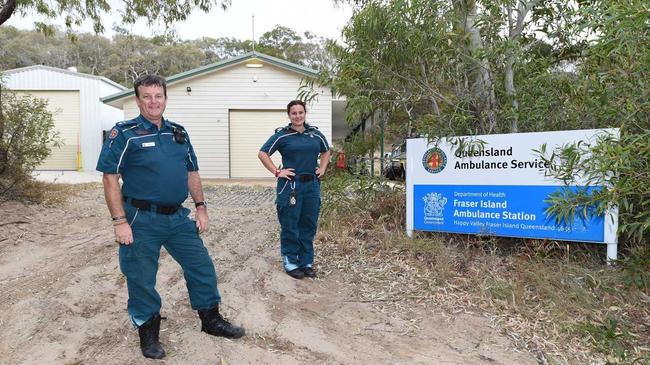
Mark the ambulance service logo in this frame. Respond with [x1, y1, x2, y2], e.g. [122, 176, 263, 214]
[422, 147, 447, 173]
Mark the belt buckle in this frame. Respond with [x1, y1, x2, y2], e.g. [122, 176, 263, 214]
[157, 205, 179, 215]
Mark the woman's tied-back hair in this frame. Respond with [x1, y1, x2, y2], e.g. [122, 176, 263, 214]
[286, 100, 306, 114]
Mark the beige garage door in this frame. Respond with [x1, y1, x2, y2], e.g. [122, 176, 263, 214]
[17, 90, 80, 170]
[230, 110, 287, 178]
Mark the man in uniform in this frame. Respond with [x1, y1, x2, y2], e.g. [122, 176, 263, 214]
[97, 74, 244, 360]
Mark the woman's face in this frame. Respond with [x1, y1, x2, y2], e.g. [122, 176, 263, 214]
[288, 104, 306, 127]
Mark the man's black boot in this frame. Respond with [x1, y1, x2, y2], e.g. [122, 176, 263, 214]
[137, 314, 166, 359]
[198, 305, 245, 339]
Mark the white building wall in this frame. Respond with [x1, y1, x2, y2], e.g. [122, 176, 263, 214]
[121, 62, 332, 178]
[5, 67, 125, 171]
[100, 82, 126, 129]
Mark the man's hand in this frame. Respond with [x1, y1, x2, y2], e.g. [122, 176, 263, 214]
[196, 208, 209, 233]
[114, 223, 134, 245]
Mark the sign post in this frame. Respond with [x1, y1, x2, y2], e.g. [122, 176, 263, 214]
[406, 129, 619, 262]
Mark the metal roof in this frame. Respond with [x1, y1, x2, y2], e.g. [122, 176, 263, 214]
[101, 51, 319, 104]
[3, 65, 127, 90]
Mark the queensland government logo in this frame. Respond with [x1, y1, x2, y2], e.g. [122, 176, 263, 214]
[423, 192, 447, 224]
[422, 147, 447, 173]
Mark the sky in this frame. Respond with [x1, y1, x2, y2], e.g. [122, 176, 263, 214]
[5, 0, 354, 42]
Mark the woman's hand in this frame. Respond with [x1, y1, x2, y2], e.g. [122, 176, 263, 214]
[278, 168, 296, 180]
[315, 166, 326, 178]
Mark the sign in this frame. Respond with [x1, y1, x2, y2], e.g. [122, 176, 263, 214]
[406, 129, 619, 258]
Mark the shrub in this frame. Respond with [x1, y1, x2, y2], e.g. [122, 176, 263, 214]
[0, 83, 61, 201]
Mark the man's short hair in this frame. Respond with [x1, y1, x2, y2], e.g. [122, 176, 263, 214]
[134, 74, 167, 98]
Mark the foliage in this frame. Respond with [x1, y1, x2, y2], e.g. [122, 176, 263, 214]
[0, 25, 335, 86]
[0, 83, 61, 200]
[315, 0, 649, 246]
[0, 0, 231, 35]
[256, 26, 336, 71]
[320, 171, 401, 225]
[540, 130, 650, 244]
[537, 0, 649, 246]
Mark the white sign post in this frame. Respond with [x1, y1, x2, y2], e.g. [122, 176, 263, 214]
[406, 129, 619, 262]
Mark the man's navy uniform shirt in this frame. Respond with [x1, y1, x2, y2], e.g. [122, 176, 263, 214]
[260, 123, 330, 175]
[96, 115, 199, 206]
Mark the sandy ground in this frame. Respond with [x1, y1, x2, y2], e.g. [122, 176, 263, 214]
[0, 184, 538, 364]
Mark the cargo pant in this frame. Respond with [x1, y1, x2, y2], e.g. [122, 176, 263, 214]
[119, 204, 221, 326]
[275, 176, 321, 272]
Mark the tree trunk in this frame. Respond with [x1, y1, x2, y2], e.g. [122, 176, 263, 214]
[454, 0, 497, 133]
[505, 6, 518, 132]
[0, 0, 17, 26]
[0, 84, 6, 175]
[505, 1, 537, 133]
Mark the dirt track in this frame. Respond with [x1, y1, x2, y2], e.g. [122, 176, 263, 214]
[0, 184, 538, 364]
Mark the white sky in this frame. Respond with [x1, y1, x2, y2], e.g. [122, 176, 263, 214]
[5, 0, 353, 41]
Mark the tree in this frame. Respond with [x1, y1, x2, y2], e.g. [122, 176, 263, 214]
[538, 0, 649, 244]
[315, 0, 648, 245]
[193, 37, 253, 62]
[257, 25, 336, 71]
[0, 0, 232, 34]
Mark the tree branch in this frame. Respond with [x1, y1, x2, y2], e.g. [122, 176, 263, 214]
[0, 0, 17, 26]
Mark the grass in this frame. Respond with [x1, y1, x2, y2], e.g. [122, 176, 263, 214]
[317, 173, 650, 365]
[0, 177, 101, 206]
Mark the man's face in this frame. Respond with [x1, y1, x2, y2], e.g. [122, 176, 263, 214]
[135, 84, 167, 122]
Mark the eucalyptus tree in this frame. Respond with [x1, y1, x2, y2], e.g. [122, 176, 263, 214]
[321, 0, 581, 136]
[319, 0, 648, 244]
[257, 26, 336, 71]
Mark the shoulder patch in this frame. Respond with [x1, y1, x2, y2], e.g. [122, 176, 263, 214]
[108, 128, 119, 139]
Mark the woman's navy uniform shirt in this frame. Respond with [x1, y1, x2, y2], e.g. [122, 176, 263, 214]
[260, 123, 330, 174]
[96, 115, 199, 206]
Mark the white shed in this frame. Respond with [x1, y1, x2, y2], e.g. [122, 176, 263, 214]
[3, 65, 126, 171]
[102, 52, 342, 179]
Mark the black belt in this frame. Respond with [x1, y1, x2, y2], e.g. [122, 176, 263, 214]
[124, 197, 181, 215]
[297, 174, 315, 182]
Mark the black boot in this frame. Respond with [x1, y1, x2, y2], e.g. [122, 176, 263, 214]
[198, 305, 245, 339]
[137, 314, 166, 359]
[302, 267, 317, 278]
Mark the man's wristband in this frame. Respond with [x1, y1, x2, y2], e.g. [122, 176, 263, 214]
[111, 215, 126, 221]
[195, 201, 207, 208]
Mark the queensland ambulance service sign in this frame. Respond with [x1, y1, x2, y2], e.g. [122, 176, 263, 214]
[406, 129, 618, 244]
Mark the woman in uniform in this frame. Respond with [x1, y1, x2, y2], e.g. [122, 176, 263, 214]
[258, 100, 331, 279]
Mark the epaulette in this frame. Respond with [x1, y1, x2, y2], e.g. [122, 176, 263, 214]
[114, 119, 139, 132]
[116, 119, 137, 127]
[169, 121, 186, 130]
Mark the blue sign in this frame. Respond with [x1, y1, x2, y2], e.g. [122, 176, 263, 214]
[413, 185, 605, 242]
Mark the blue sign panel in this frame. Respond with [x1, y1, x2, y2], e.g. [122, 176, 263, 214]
[413, 184, 605, 242]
